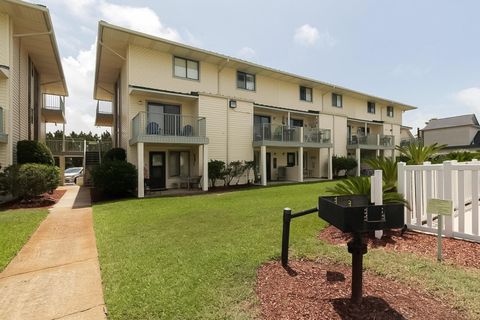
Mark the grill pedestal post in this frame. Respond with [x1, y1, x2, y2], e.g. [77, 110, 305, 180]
[347, 232, 368, 305]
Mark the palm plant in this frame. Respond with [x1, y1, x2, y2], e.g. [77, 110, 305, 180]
[396, 142, 446, 165]
[363, 157, 397, 192]
[327, 176, 410, 209]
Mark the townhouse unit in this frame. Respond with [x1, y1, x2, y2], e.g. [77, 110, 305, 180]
[0, 0, 68, 168]
[93, 21, 415, 197]
[420, 114, 480, 152]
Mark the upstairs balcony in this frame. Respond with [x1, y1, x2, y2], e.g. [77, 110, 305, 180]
[253, 123, 332, 148]
[347, 134, 395, 150]
[130, 112, 208, 145]
[41, 94, 65, 124]
[95, 100, 113, 127]
[45, 139, 85, 155]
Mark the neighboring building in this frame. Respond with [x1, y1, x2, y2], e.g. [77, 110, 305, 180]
[93, 21, 416, 197]
[0, 0, 68, 168]
[420, 114, 480, 152]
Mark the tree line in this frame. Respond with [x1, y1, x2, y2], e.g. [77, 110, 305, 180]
[46, 130, 112, 141]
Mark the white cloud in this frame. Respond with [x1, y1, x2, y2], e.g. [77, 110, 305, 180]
[456, 87, 480, 111]
[294, 24, 336, 47]
[237, 47, 256, 60]
[98, 1, 181, 41]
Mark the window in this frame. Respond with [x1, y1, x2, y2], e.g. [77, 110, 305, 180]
[287, 152, 296, 167]
[387, 106, 394, 117]
[332, 93, 343, 107]
[237, 71, 255, 91]
[367, 101, 376, 114]
[289, 118, 304, 127]
[300, 86, 312, 102]
[174, 57, 199, 80]
[169, 151, 189, 177]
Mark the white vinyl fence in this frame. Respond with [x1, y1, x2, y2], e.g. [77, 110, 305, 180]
[398, 160, 480, 243]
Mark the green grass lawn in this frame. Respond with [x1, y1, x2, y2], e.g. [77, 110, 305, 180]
[0, 209, 48, 271]
[93, 182, 480, 320]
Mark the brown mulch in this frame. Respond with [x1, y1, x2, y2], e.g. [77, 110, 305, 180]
[257, 260, 467, 320]
[1, 189, 66, 210]
[319, 226, 480, 269]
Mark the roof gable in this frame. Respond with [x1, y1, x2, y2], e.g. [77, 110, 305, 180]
[422, 114, 479, 130]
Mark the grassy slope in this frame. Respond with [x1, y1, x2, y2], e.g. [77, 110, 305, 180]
[94, 182, 480, 319]
[0, 209, 48, 271]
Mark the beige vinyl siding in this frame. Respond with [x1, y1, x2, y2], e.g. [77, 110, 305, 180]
[0, 13, 9, 67]
[198, 95, 227, 161]
[120, 61, 129, 149]
[128, 45, 218, 94]
[0, 78, 7, 166]
[10, 37, 29, 163]
[227, 100, 253, 163]
[424, 126, 477, 147]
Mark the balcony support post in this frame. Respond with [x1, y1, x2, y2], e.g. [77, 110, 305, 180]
[356, 148, 361, 177]
[202, 144, 209, 191]
[298, 147, 304, 182]
[260, 145, 267, 186]
[137, 142, 145, 198]
[328, 147, 333, 180]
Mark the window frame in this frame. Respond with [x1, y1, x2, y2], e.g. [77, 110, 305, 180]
[236, 71, 256, 91]
[173, 56, 200, 81]
[287, 152, 296, 167]
[168, 151, 190, 177]
[367, 101, 376, 114]
[299, 86, 313, 102]
[387, 106, 394, 117]
[332, 93, 343, 108]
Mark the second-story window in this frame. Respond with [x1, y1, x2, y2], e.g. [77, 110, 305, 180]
[387, 106, 394, 117]
[174, 57, 199, 80]
[237, 71, 255, 91]
[332, 93, 342, 107]
[300, 86, 312, 102]
[367, 101, 376, 114]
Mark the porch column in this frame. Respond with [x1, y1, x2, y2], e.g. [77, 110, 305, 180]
[328, 147, 333, 180]
[260, 145, 267, 186]
[318, 148, 322, 178]
[59, 156, 65, 186]
[376, 149, 380, 157]
[356, 147, 361, 177]
[137, 142, 144, 198]
[202, 144, 208, 191]
[298, 147, 304, 182]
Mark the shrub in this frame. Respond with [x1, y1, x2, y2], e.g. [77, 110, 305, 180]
[17, 140, 54, 165]
[103, 148, 127, 162]
[208, 160, 225, 188]
[332, 155, 357, 177]
[92, 160, 137, 197]
[0, 164, 59, 200]
[223, 161, 247, 186]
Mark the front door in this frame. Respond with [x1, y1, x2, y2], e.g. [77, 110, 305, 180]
[149, 152, 166, 190]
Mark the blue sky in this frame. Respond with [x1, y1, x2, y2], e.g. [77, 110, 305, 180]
[36, 0, 480, 134]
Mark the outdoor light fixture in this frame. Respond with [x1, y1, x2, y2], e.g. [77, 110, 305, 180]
[229, 100, 237, 108]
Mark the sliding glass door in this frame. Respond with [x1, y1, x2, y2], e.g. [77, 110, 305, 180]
[147, 103, 180, 135]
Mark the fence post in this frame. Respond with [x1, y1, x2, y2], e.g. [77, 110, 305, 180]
[443, 161, 454, 237]
[281, 208, 292, 267]
[397, 162, 406, 196]
[371, 170, 383, 239]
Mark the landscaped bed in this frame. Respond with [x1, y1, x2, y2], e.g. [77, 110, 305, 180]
[93, 182, 480, 319]
[1, 189, 66, 210]
[0, 209, 48, 271]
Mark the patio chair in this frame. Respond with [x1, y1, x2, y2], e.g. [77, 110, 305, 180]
[182, 125, 193, 136]
[146, 122, 160, 135]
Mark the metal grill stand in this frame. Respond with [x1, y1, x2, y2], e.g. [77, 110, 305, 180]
[347, 232, 368, 305]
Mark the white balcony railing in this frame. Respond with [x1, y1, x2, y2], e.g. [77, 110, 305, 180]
[132, 112, 207, 139]
[253, 123, 301, 143]
[348, 134, 395, 147]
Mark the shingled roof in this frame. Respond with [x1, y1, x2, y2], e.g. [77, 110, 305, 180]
[422, 114, 479, 131]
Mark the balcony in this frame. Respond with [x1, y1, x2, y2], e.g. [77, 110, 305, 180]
[0, 107, 7, 143]
[46, 139, 84, 155]
[41, 94, 65, 124]
[95, 100, 113, 127]
[347, 134, 395, 149]
[253, 124, 332, 147]
[130, 112, 208, 145]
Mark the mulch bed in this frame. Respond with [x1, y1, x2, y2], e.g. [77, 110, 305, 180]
[257, 260, 467, 320]
[1, 189, 66, 210]
[319, 226, 480, 269]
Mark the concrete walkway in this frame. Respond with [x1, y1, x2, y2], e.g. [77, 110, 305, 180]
[0, 186, 107, 320]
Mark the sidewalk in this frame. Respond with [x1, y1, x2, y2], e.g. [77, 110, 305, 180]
[0, 186, 107, 320]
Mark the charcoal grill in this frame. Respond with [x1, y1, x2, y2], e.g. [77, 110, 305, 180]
[281, 195, 404, 304]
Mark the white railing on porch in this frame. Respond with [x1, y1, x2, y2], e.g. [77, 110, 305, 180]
[398, 160, 480, 242]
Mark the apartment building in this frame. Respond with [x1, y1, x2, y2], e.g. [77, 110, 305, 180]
[93, 21, 415, 197]
[0, 0, 67, 168]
